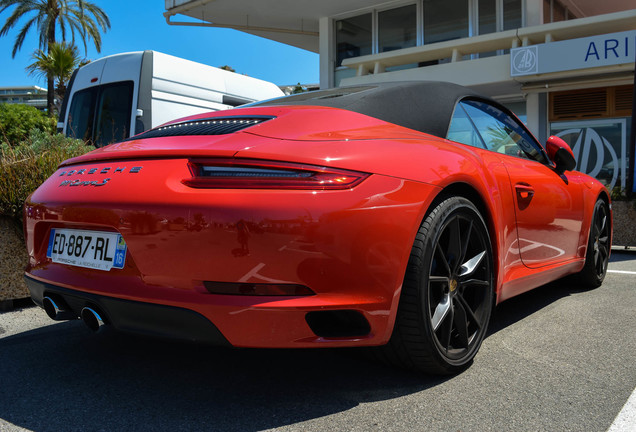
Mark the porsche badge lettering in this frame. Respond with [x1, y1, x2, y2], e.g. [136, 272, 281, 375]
[57, 166, 142, 187]
[59, 166, 142, 176]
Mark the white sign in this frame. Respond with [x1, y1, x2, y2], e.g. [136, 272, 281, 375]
[511, 30, 636, 77]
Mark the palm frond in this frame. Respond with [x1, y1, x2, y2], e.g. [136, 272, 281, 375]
[1, 0, 109, 55]
[11, 14, 37, 56]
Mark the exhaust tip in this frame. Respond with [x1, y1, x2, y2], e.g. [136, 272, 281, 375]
[43, 296, 77, 321]
[80, 307, 105, 332]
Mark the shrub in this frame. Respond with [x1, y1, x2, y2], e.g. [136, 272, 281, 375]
[0, 129, 95, 226]
[0, 104, 56, 147]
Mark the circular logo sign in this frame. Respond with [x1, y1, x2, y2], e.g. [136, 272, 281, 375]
[512, 47, 538, 75]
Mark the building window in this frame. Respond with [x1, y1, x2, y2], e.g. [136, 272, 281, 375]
[335, 14, 372, 67]
[549, 86, 633, 192]
[551, 119, 629, 192]
[335, 13, 372, 86]
[543, 0, 578, 23]
[503, 0, 522, 30]
[478, 0, 497, 35]
[378, 5, 417, 53]
[423, 0, 469, 44]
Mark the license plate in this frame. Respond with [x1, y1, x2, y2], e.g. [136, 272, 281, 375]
[47, 229, 127, 271]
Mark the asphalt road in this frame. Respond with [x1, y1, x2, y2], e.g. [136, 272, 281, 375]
[1, 251, 635, 432]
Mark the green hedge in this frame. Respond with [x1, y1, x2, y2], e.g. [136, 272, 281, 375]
[0, 130, 95, 225]
[0, 104, 56, 146]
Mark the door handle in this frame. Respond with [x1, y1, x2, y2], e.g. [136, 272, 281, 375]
[515, 183, 534, 200]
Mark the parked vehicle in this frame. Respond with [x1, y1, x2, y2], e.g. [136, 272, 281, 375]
[26, 82, 611, 374]
[58, 51, 284, 147]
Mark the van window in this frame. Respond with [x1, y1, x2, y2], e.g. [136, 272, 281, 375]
[66, 81, 133, 147]
[94, 82, 133, 146]
[66, 87, 97, 141]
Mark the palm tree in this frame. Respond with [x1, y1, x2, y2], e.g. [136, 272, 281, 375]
[26, 41, 83, 110]
[0, 0, 110, 114]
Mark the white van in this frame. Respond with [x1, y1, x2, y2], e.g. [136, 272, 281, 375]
[58, 51, 284, 147]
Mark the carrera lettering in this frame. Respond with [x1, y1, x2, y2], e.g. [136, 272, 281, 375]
[59, 178, 111, 187]
[93, 178, 110, 186]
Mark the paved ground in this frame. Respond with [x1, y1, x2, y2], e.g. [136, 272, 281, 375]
[1, 251, 635, 432]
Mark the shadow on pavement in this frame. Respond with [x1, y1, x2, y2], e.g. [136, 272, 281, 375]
[488, 279, 577, 335]
[490, 250, 633, 335]
[0, 317, 446, 432]
[608, 250, 636, 263]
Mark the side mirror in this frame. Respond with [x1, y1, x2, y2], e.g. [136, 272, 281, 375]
[546, 136, 576, 174]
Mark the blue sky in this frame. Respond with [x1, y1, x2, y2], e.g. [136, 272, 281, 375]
[0, 0, 319, 88]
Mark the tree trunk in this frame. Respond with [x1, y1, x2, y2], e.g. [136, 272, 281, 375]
[46, 0, 57, 116]
[47, 75, 55, 115]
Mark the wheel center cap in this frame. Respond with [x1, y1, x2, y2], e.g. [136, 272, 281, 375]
[449, 279, 458, 292]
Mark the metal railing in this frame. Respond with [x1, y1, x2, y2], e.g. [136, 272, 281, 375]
[341, 10, 636, 77]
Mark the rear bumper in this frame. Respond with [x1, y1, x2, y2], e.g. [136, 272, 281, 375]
[25, 271, 394, 348]
[26, 274, 230, 345]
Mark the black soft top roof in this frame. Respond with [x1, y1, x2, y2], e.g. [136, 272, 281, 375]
[253, 81, 485, 139]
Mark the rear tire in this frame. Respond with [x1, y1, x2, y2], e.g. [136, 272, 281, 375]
[382, 197, 494, 374]
[573, 199, 610, 289]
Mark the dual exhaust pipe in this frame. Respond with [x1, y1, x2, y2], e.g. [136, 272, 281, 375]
[42, 296, 105, 332]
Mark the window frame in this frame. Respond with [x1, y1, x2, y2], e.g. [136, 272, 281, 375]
[447, 97, 549, 164]
[376, 3, 420, 54]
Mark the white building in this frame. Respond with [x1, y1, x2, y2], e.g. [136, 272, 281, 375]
[0, 86, 47, 110]
[163, 0, 635, 193]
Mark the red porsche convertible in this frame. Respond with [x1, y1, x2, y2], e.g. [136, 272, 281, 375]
[23, 82, 611, 374]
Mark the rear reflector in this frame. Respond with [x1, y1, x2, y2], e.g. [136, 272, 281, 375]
[183, 159, 369, 190]
[203, 281, 315, 296]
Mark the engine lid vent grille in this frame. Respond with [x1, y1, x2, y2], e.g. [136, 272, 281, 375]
[126, 116, 273, 141]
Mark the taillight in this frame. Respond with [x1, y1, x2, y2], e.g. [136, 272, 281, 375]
[183, 159, 369, 190]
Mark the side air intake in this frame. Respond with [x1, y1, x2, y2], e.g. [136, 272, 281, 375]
[126, 116, 273, 141]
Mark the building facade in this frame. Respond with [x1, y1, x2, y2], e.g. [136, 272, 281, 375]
[0, 86, 47, 110]
[164, 0, 635, 193]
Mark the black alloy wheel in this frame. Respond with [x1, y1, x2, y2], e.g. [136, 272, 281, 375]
[574, 199, 610, 288]
[382, 196, 494, 374]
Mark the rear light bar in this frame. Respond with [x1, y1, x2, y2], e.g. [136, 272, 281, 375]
[183, 159, 369, 190]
